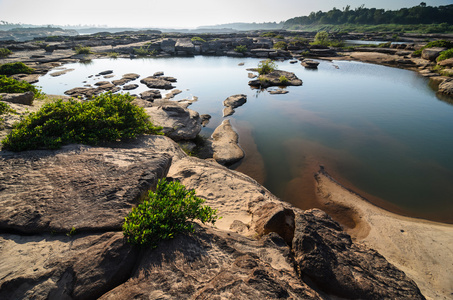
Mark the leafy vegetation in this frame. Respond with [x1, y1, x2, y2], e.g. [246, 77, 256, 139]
[311, 31, 344, 47]
[0, 48, 12, 58]
[0, 75, 42, 97]
[74, 45, 92, 55]
[122, 178, 219, 247]
[134, 46, 157, 57]
[257, 59, 277, 75]
[107, 52, 119, 58]
[273, 41, 288, 50]
[411, 39, 453, 58]
[261, 32, 277, 38]
[191, 36, 206, 43]
[279, 75, 289, 84]
[1, 92, 162, 151]
[437, 48, 453, 61]
[284, 4, 453, 28]
[0, 62, 34, 75]
[234, 45, 248, 53]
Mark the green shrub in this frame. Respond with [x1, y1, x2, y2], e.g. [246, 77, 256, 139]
[122, 178, 219, 247]
[191, 36, 206, 43]
[0, 62, 34, 75]
[74, 45, 92, 54]
[313, 31, 330, 46]
[134, 46, 156, 57]
[257, 59, 277, 75]
[234, 45, 247, 53]
[437, 49, 453, 62]
[424, 40, 453, 49]
[412, 49, 422, 57]
[279, 75, 289, 84]
[273, 41, 287, 50]
[1, 92, 162, 151]
[0, 48, 12, 58]
[274, 35, 285, 39]
[0, 75, 42, 96]
[261, 32, 277, 38]
[107, 52, 119, 58]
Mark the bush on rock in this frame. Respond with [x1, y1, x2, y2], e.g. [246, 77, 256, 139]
[123, 178, 219, 247]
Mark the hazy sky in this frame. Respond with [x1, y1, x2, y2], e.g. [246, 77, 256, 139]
[0, 0, 452, 28]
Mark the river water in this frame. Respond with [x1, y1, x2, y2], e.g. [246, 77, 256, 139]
[36, 56, 453, 223]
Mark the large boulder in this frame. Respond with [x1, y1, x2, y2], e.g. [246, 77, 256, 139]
[160, 38, 176, 54]
[292, 209, 425, 300]
[0, 91, 34, 105]
[438, 57, 453, 67]
[144, 103, 202, 140]
[422, 47, 447, 61]
[175, 38, 195, 56]
[211, 119, 244, 165]
[0, 146, 172, 233]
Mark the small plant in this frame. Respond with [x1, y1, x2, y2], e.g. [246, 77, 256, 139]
[274, 35, 285, 39]
[107, 52, 119, 58]
[0, 62, 34, 75]
[0, 101, 15, 126]
[234, 45, 247, 53]
[257, 59, 277, 75]
[411, 49, 422, 57]
[134, 46, 156, 57]
[273, 41, 287, 50]
[313, 31, 330, 46]
[66, 227, 77, 237]
[0, 48, 12, 58]
[74, 45, 92, 55]
[1, 92, 162, 151]
[437, 48, 453, 62]
[424, 40, 453, 49]
[261, 32, 277, 38]
[0, 75, 42, 97]
[279, 75, 289, 84]
[122, 178, 219, 247]
[191, 36, 206, 43]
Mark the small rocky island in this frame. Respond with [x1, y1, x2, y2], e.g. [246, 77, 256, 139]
[1, 29, 453, 299]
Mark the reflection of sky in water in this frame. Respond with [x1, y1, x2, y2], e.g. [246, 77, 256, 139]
[37, 57, 453, 222]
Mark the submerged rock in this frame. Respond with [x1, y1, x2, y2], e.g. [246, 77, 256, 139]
[223, 94, 247, 117]
[301, 59, 320, 69]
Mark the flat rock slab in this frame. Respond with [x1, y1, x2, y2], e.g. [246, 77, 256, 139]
[0, 92, 34, 105]
[438, 78, 453, 96]
[0, 146, 171, 233]
[49, 68, 74, 77]
[145, 103, 201, 140]
[140, 76, 174, 90]
[212, 119, 244, 165]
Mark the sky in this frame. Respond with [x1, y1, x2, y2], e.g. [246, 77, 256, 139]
[0, 0, 452, 28]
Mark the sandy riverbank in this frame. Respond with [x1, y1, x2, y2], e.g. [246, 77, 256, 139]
[314, 169, 453, 300]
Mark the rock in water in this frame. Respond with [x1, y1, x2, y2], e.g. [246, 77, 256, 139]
[212, 119, 244, 165]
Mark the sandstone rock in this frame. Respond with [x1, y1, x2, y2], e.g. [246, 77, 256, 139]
[160, 38, 176, 54]
[140, 76, 174, 89]
[175, 38, 195, 55]
[211, 119, 244, 165]
[249, 70, 302, 88]
[11, 74, 40, 84]
[164, 89, 182, 99]
[223, 94, 247, 117]
[122, 84, 138, 90]
[0, 232, 139, 300]
[144, 103, 202, 140]
[153, 71, 164, 76]
[98, 70, 113, 75]
[291, 209, 425, 300]
[49, 68, 74, 77]
[94, 81, 111, 86]
[422, 47, 447, 61]
[438, 58, 453, 67]
[0, 91, 34, 105]
[269, 89, 289, 94]
[122, 73, 140, 80]
[140, 89, 162, 101]
[438, 79, 453, 96]
[0, 146, 172, 233]
[301, 59, 320, 69]
[112, 78, 131, 86]
[201, 114, 211, 127]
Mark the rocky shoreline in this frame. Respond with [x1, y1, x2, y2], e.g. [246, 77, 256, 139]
[1, 30, 453, 299]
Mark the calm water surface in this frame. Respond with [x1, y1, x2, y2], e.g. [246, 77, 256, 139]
[37, 56, 453, 223]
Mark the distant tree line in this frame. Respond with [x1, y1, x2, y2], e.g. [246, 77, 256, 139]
[284, 3, 453, 27]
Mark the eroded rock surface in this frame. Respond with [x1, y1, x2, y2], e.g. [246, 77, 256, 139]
[145, 103, 201, 140]
[249, 70, 302, 88]
[0, 146, 171, 233]
[211, 119, 244, 165]
[438, 78, 453, 96]
[223, 94, 247, 117]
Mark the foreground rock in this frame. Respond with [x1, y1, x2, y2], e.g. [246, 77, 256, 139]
[438, 78, 453, 96]
[140, 76, 175, 89]
[211, 119, 244, 165]
[0, 92, 34, 105]
[223, 94, 247, 117]
[0, 146, 171, 233]
[144, 103, 201, 140]
[248, 70, 302, 89]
